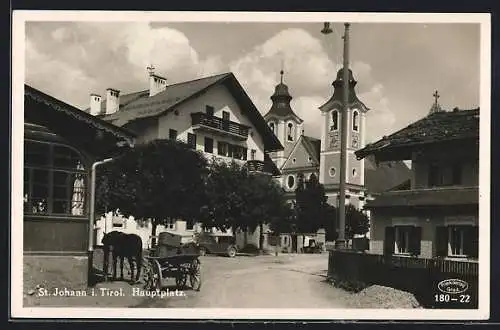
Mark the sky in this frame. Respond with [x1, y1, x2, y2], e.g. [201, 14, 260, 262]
[25, 21, 480, 143]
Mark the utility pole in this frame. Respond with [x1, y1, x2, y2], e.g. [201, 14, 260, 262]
[336, 22, 350, 250]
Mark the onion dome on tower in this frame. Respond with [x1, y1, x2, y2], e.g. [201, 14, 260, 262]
[263, 70, 303, 123]
[319, 68, 369, 113]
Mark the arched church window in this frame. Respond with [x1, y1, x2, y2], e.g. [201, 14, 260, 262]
[353, 110, 359, 132]
[287, 122, 294, 141]
[269, 122, 275, 134]
[331, 110, 338, 131]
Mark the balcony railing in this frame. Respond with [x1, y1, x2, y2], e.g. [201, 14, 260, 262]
[246, 160, 272, 175]
[191, 112, 249, 140]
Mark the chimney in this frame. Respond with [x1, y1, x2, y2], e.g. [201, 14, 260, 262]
[89, 93, 102, 116]
[105, 88, 120, 115]
[149, 74, 167, 97]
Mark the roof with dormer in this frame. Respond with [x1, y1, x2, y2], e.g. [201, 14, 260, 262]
[263, 71, 303, 124]
[319, 68, 369, 113]
[84, 72, 283, 152]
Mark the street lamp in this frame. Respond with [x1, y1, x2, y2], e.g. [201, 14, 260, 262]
[322, 22, 350, 250]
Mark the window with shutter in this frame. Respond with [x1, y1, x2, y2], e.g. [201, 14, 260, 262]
[394, 226, 412, 254]
[204, 137, 213, 153]
[449, 225, 468, 257]
[470, 226, 479, 259]
[187, 133, 196, 149]
[384, 226, 395, 256]
[435, 226, 448, 257]
[463, 225, 478, 258]
[409, 226, 422, 256]
[169, 129, 177, 140]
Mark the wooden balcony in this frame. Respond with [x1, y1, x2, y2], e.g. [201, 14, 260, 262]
[246, 160, 272, 175]
[191, 112, 249, 141]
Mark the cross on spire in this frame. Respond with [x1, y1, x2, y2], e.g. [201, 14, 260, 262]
[280, 57, 285, 84]
[433, 90, 440, 104]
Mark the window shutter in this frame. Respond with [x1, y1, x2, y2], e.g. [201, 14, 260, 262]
[471, 226, 479, 258]
[463, 226, 478, 258]
[383, 226, 395, 255]
[435, 226, 448, 257]
[410, 226, 422, 256]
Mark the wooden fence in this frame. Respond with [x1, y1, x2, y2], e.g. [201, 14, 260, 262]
[329, 250, 479, 309]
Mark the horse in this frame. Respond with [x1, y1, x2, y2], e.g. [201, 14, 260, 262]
[102, 231, 143, 283]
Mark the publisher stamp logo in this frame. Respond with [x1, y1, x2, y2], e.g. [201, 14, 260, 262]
[437, 279, 469, 294]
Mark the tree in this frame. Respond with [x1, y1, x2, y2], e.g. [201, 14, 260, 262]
[294, 173, 329, 233]
[203, 159, 291, 251]
[95, 139, 209, 242]
[201, 159, 250, 233]
[345, 204, 370, 239]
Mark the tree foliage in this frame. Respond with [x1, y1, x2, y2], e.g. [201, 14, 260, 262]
[344, 204, 370, 239]
[294, 173, 329, 233]
[293, 172, 369, 240]
[203, 159, 291, 249]
[95, 139, 209, 231]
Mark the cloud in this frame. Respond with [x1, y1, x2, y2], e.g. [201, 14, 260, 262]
[228, 28, 395, 142]
[25, 22, 224, 109]
[25, 38, 97, 107]
[25, 23, 396, 142]
[230, 28, 337, 109]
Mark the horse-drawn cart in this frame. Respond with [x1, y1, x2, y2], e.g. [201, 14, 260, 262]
[142, 232, 202, 291]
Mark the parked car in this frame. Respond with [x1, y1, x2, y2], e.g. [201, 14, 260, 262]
[195, 232, 238, 257]
[301, 237, 323, 254]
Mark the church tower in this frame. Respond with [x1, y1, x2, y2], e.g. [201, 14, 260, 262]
[318, 68, 369, 208]
[263, 70, 304, 169]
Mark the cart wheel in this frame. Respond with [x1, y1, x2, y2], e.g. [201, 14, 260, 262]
[142, 258, 161, 291]
[189, 258, 202, 291]
[175, 272, 188, 289]
[227, 247, 236, 258]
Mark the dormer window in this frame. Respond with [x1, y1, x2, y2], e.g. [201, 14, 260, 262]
[353, 110, 359, 132]
[331, 110, 338, 131]
[287, 122, 294, 141]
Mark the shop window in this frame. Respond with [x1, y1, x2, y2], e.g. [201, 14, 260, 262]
[24, 141, 87, 216]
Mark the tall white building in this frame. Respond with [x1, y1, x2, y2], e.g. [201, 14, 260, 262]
[86, 70, 283, 247]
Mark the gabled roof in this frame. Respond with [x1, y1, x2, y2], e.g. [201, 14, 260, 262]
[281, 135, 320, 170]
[90, 72, 283, 152]
[364, 156, 412, 194]
[303, 136, 321, 162]
[355, 108, 479, 160]
[24, 85, 136, 159]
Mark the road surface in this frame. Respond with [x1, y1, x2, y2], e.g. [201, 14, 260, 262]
[133, 253, 352, 308]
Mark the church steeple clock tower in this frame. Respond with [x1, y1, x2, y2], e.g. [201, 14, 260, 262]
[318, 68, 369, 203]
[263, 70, 304, 169]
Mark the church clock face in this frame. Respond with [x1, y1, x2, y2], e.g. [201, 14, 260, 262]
[329, 132, 339, 149]
[351, 134, 359, 149]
